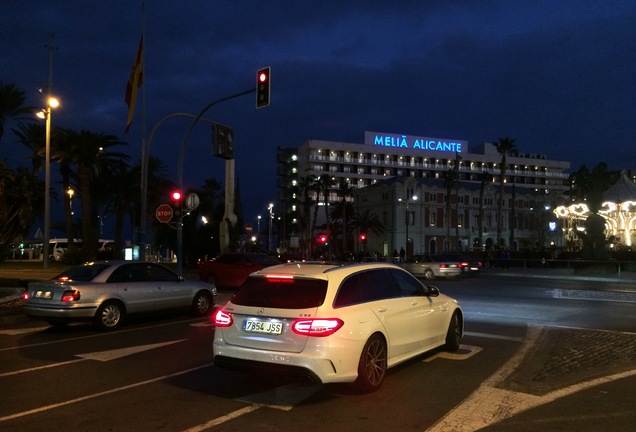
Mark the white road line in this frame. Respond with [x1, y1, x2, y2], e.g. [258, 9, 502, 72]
[0, 358, 84, 378]
[181, 383, 323, 432]
[426, 326, 543, 432]
[426, 326, 636, 431]
[0, 363, 213, 423]
[0, 340, 186, 377]
[0, 326, 50, 336]
[424, 344, 483, 362]
[181, 406, 262, 432]
[464, 331, 524, 342]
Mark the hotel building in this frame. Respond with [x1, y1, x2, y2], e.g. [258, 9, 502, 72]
[277, 131, 571, 257]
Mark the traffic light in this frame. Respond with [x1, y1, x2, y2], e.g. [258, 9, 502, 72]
[359, 233, 367, 242]
[171, 190, 182, 216]
[213, 123, 234, 160]
[256, 67, 270, 108]
[318, 234, 328, 245]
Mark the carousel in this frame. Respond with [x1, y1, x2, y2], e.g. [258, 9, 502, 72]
[554, 172, 636, 249]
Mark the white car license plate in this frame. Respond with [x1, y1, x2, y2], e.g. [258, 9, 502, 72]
[243, 319, 283, 335]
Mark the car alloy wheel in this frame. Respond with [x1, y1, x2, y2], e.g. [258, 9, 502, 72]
[355, 334, 387, 392]
[192, 291, 212, 316]
[95, 301, 123, 330]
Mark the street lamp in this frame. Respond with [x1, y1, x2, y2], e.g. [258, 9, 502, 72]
[37, 96, 59, 268]
[67, 187, 74, 215]
[399, 195, 418, 258]
[257, 215, 261, 242]
[268, 203, 274, 251]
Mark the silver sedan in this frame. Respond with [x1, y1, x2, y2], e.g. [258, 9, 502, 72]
[23, 261, 217, 330]
[401, 254, 462, 280]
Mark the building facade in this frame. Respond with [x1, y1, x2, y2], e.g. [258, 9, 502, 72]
[277, 131, 571, 257]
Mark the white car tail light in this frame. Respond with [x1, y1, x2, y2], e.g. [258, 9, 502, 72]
[292, 318, 344, 337]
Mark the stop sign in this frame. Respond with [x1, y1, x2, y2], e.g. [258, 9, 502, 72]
[245, 223, 253, 234]
[156, 204, 173, 223]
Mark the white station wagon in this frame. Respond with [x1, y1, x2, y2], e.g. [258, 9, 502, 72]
[213, 262, 463, 392]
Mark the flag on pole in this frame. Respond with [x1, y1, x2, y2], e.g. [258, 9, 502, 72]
[125, 36, 143, 133]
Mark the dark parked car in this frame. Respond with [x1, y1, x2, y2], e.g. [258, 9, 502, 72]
[197, 252, 280, 289]
[23, 261, 217, 330]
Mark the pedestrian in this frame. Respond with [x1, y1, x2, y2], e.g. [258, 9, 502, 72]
[499, 247, 510, 269]
[393, 249, 399, 264]
[399, 247, 406, 263]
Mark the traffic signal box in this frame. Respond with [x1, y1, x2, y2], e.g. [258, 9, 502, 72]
[256, 67, 270, 108]
[171, 191, 182, 217]
[213, 123, 234, 160]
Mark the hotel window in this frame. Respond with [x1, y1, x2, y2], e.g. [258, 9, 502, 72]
[429, 211, 436, 226]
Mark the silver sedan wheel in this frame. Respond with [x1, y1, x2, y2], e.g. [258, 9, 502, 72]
[192, 292, 212, 316]
[95, 302, 123, 330]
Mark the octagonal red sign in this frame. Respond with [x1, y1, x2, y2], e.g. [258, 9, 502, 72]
[156, 204, 173, 223]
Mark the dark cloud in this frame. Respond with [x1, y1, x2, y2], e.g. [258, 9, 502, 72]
[2, 0, 636, 227]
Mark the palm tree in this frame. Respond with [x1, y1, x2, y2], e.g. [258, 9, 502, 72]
[320, 176, 335, 250]
[0, 82, 35, 142]
[0, 163, 41, 257]
[295, 176, 315, 258]
[495, 137, 516, 246]
[13, 123, 45, 174]
[99, 161, 138, 258]
[60, 129, 128, 260]
[351, 208, 385, 255]
[332, 179, 355, 255]
[50, 127, 79, 248]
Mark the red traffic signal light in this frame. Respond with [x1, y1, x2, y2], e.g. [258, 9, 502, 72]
[319, 235, 327, 243]
[360, 233, 367, 241]
[171, 191, 183, 216]
[256, 67, 270, 108]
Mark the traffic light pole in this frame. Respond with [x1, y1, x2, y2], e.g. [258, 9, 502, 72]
[140, 113, 215, 263]
[175, 87, 255, 276]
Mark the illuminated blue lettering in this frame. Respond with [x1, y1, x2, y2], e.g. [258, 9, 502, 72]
[373, 135, 408, 148]
[370, 132, 464, 153]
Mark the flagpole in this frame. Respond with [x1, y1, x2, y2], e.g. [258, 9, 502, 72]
[139, 0, 147, 261]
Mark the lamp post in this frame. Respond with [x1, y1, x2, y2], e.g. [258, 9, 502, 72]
[67, 187, 74, 215]
[399, 195, 418, 258]
[268, 203, 274, 251]
[37, 96, 59, 268]
[257, 215, 261, 243]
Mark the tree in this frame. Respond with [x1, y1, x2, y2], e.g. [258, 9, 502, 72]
[350, 208, 385, 253]
[59, 129, 128, 261]
[330, 179, 355, 256]
[0, 82, 35, 143]
[0, 162, 42, 258]
[295, 176, 315, 258]
[99, 161, 138, 259]
[13, 123, 45, 174]
[495, 137, 516, 246]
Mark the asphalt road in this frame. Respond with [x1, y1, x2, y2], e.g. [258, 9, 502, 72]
[1, 273, 635, 431]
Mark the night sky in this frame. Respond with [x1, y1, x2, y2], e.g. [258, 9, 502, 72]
[2, 1, 636, 236]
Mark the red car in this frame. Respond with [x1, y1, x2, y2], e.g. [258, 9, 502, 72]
[197, 253, 280, 289]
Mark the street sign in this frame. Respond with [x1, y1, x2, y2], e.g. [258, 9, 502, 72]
[186, 193, 200, 211]
[156, 204, 173, 223]
[245, 223, 253, 234]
